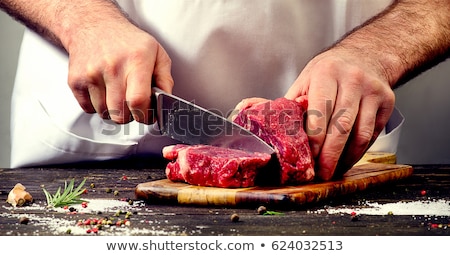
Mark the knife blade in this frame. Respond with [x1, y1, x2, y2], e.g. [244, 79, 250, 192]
[152, 88, 275, 155]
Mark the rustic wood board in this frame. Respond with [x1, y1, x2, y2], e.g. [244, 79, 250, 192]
[135, 152, 413, 209]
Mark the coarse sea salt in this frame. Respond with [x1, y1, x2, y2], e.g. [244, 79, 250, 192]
[1, 198, 180, 236]
[324, 199, 450, 216]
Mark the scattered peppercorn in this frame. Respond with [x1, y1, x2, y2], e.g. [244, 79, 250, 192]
[105, 188, 112, 193]
[230, 213, 240, 222]
[66, 229, 72, 234]
[420, 190, 427, 196]
[114, 190, 119, 196]
[19, 216, 29, 225]
[387, 211, 394, 215]
[125, 212, 132, 219]
[350, 212, 359, 221]
[90, 183, 95, 188]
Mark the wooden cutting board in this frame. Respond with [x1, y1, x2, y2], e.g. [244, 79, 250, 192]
[135, 152, 413, 209]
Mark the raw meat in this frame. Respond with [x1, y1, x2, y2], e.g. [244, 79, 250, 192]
[163, 144, 272, 188]
[233, 97, 315, 185]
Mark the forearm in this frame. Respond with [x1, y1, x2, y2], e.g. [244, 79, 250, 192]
[0, 0, 130, 51]
[333, 0, 450, 87]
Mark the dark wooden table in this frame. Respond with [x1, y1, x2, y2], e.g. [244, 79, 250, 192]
[1, 161, 449, 236]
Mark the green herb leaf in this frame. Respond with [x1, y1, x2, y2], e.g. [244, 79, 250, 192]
[263, 210, 284, 215]
[42, 178, 87, 208]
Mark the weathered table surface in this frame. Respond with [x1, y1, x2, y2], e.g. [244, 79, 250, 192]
[1, 161, 449, 236]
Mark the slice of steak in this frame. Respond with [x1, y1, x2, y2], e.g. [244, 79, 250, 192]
[163, 144, 272, 188]
[233, 97, 315, 185]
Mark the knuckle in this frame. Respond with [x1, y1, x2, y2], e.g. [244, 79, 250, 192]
[383, 89, 395, 105]
[333, 111, 354, 134]
[314, 57, 341, 71]
[346, 66, 365, 84]
[127, 94, 148, 109]
[68, 64, 102, 89]
[355, 129, 373, 145]
[102, 56, 122, 77]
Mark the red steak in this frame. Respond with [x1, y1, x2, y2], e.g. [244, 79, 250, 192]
[233, 97, 315, 185]
[163, 144, 272, 188]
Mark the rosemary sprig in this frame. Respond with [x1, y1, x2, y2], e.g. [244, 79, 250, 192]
[42, 178, 87, 208]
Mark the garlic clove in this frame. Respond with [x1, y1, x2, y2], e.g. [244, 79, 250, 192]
[7, 183, 33, 207]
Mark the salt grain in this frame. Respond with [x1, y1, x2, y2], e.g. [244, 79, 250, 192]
[324, 199, 450, 216]
[1, 198, 180, 236]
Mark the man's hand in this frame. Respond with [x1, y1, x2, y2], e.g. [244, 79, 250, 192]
[66, 20, 173, 124]
[0, 0, 174, 124]
[285, 48, 395, 181]
[286, 0, 450, 181]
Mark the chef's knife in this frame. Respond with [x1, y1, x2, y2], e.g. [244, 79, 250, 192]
[152, 87, 275, 155]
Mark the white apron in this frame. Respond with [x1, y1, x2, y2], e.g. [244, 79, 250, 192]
[10, 0, 393, 168]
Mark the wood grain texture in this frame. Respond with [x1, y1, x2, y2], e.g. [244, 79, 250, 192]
[135, 152, 413, 209]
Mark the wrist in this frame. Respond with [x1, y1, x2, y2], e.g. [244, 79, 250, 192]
[331, 40, 401, 88]
[53, 0, 130, 52]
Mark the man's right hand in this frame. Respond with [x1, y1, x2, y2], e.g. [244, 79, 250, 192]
[0, 0, 174, 124]
[66, 18, 174, 124]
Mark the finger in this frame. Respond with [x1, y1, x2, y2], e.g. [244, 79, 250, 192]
[284, 65, 312, 100]
[140, 45, 174, 124]
[334, 86, 395, 177]
[68, 69, 97, 114]
[228, 97, 269, 122]
[126, 64, 153, 124]
[105, 78, 132, 124]
[315, 83, 361, 181]
[153, 45, 174, 93]
[234, 97, 268, 111]
[70, 82, 96, 114]
[371, 92, 395, 148]
[304, 75, 338, 160]
[333, 97, 377, 177]
[68, 61, 111, 119]
[87, 79, 109, 119]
